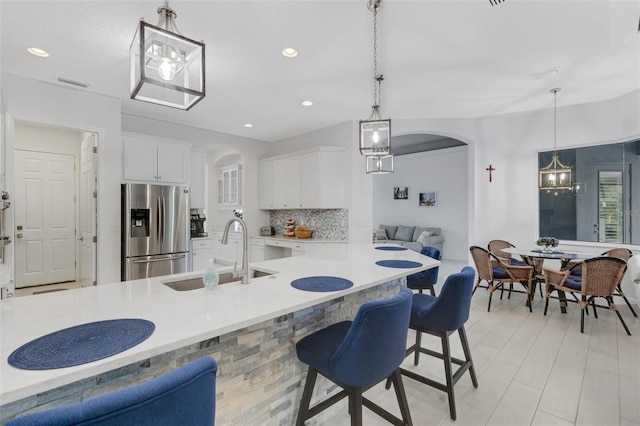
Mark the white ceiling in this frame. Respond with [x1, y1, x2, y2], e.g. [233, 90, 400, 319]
[1, 1, 639, 143]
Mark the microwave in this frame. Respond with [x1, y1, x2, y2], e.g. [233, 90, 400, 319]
[260, 226, 275, 236]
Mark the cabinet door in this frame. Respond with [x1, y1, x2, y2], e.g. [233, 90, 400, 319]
[223, 168, 238, 205]
[157, 142, 189, 184]
[190, 152, 206, 209]
[192, 248, 214, 271]
[258, 161, 273, 209]
[250, 245, 265, 262]
[300, 150, 345, 209]
[123, 139, 157, 182]
[300, 152, 319, 208]
[272, 157, 300, 209]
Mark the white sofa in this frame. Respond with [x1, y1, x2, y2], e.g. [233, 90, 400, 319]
[374, 224, 444, 253]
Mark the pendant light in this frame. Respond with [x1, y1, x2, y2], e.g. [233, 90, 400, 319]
[360, 0, 392, 162]
[366, 153, 394, 174]
[130, 1, 205, 110]
[539, 88, 572, 190]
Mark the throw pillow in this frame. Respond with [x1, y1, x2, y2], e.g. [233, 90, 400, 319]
[380, 224, 398, 240]
[417, 230, 433, 244]
[395, 225, 416, 242]
[375, 229, 387, 240]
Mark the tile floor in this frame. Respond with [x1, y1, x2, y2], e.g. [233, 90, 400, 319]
[308, 260, 640, 426]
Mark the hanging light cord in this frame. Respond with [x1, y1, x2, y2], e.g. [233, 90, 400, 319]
[553, 88, 557, 152]
[372, 5, 379, 108]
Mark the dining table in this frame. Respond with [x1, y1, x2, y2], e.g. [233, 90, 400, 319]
[501, 247, 598, 313]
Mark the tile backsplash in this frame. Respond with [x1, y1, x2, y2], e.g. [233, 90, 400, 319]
[269, 209, 348, 241]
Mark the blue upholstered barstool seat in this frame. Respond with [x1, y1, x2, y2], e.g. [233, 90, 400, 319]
[296, 288, 413, 426]
[406, 246, 441, 296]
[399, 267, 479, 421]
[7, 356, 218, 426]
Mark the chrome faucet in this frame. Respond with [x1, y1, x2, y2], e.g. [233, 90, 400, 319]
[221, 217, 250, 284]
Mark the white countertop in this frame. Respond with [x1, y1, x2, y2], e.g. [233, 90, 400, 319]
[0, 243, 438, 405]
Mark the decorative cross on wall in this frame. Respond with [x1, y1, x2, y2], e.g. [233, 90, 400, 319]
[486, 164, 495, 182]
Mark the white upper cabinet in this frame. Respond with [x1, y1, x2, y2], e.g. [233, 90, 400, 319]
[190, 151, 206, 209]
[123, 134, 189, 184]
[259, 147, 345, 210]
[258, 161, 273, 209]
[271, 156, 300, 209]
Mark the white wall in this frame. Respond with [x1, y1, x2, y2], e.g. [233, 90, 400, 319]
[373, 146, 469, 261]
[2, 73, 122, 284]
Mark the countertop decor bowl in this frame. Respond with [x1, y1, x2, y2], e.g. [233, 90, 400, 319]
[295, 229, 313, 239]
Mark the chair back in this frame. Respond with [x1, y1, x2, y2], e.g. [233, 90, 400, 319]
[488, 240, 514, 262]
[603, 248, 633, 262]
[581, 256, 627, 297]
[470, 245, 493, 280]
[413, 267, 476, 331]
[407, 246, 441, 288]
[329, 288, 413, 388]
[7, 357, 218, 426]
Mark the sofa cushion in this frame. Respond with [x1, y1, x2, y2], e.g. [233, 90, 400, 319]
[395, 225, 415, 242]
[379, 225, 398, 240]
[416, 230, 433, 244]
[412, 227, 428, 242]
[374, 229, 387, 240]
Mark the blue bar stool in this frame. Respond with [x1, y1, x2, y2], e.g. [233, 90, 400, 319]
[7, 357, 218, 426]
[407, 246, 441, 295]
[295, 288, 414, 426]
[400, 267, 479, 421]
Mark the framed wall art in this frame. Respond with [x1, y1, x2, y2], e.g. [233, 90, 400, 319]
[393, 187, 409, 200]
[419, 192, 437, 206]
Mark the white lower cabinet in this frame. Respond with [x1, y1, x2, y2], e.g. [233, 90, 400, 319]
[211, 231, 242, 266]
[250, 237, 265, 262]
[191, 239, 214, 271]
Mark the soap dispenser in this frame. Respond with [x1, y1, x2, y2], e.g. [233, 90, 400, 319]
[202, 259, 219, 290]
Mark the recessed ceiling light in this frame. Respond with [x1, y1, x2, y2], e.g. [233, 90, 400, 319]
[282, 47, 298, 58]
[27, 47, 49, 58]
[244, 123, 254, 128]
[301, 100, 313, 107]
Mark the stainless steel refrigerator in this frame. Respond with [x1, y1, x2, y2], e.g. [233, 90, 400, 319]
[122, 183, 190, 281]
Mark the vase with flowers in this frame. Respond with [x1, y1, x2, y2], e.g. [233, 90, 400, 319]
[536, 237, 559, 253]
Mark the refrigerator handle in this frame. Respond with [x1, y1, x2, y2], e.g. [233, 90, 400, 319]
[156, 196, 162, 243]
[132, 254, 186, 264]
[161, 196, 165, 243]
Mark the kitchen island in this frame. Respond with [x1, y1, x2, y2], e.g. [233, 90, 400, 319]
[0, 244, 439, 424]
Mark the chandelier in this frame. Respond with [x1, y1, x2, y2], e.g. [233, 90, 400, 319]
[360, 0, 392, 173]
[539, 88, 572, 190]
[130, 1, 205, 110]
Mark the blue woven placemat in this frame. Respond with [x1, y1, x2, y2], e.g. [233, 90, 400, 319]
[8, 319, 155, 370]
[375, 246, 408, 251]
[291, 276, 354, 292]
[376, 260, 423, 269]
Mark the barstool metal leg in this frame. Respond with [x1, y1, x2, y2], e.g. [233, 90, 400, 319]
[458, 326, 478, 388]
[414, 331, 422, 366]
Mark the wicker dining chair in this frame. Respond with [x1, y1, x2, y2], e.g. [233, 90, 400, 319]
[543, 256, 630, 335]
[563, 248, 636, 317]
[488, 240, 544, 298]
[487, 240, 527, 266]
[469, 246, 534, 312]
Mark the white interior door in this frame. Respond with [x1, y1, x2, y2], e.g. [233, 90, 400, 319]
[14, 150, 76, 287]
[80, 135, 97, 287]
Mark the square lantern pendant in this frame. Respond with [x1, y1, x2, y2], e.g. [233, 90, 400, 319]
[360, 113, 391, 155]
[366, 154, 394, 174]
[130, 20, 205, 110]
[539, 152, 573, 190]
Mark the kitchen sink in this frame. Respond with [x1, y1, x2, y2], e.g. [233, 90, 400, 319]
[161, 269, 274, 291]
